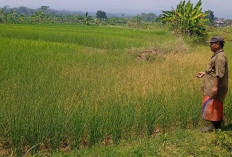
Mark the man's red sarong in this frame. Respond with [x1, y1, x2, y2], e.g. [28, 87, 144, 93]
[202, 96, 223, 121]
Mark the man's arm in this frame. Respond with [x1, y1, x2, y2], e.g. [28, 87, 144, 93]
[212, 55, 226, 97]
[212, 77, 219, 97]
[196, 71, 205, 78]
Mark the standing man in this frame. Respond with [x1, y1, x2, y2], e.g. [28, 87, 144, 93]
[197, 36, 228, 133]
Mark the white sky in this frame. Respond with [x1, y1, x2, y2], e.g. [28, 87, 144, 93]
[0, 0, 231, 18]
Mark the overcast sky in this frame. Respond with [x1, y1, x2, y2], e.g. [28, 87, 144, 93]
[0, 0, 231, 18]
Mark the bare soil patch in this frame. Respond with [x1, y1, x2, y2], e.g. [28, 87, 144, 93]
[137, 49, 165, 62]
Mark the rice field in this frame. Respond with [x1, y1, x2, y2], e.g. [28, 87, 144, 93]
[0, 24, 231, 156]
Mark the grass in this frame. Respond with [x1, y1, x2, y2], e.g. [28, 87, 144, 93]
[0, 24, 171, 50]
[0, 24, 231, 156]
[49, 129, 232, 157]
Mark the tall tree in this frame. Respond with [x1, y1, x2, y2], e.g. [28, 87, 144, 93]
[18, 6, 30, 15]
[140, 13, 157, 22]
[31, 10, 47, 24]
[7, 9, 20, 23]
[0, 8, 5, 23]
[205, 10, 214, 26]
[40, 6, 49, 12]
[96, 10, 107, 19]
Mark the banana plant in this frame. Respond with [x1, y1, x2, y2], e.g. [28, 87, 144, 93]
[160, 0, 208, 37]
[0, 8, 6, 23]
[31, 10, 47, 24]
[84, 12, 91, 25]
[7, 9, 20, 23]
[78, 12, 92, 25]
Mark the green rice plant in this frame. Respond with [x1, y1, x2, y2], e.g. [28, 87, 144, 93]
[0, 24, 231, 156]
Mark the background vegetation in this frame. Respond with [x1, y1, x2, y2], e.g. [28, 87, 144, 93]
[0, 5, 158, 27]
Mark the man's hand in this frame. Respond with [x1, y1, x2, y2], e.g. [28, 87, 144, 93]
[212, 86, 218, 97]
[196, 71, 205, 78]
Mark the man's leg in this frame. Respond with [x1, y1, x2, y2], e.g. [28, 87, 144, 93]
[201, 120, 214, 133]
[212, 119, 223, 130]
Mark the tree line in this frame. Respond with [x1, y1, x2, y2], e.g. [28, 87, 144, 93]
[0, 5, 159, 26]
[0, 2, 227, 42]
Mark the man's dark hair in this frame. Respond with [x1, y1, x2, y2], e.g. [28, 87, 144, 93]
[214, 42, 224, 48]
[218, 42, 224, 48]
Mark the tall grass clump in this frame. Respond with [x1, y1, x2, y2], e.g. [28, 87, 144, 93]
[0, 24, 231, 156]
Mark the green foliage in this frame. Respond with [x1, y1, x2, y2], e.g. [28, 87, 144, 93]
[0, 8, 5, 23]
[107, 17, 128, 25]
[0, 9, 22, 24]
[205, 10, 214, 26]
[128, 13, 158, 29]
[78, 12, 92, 25]
[96, 10, 107, 19]
[131, 16, 142, 25]
[40, 6, 50, 12]
[128, 16, 149, 29]
[52, 130, 232, 157]
[6, 10, 21, 23]
[214, 130, 232, 153]
[84, 12, 91, 25]
[30, 10, 49, 24]
[160, 0, 208, 41]
[0, 7, 91, 25]
[0, 6, 159, 26]
[140, 13, 158, 22]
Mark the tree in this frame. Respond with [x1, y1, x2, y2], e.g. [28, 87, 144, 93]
[131, 16, 141, 25]
[160, 0, 208, 39]
[18, 6, 30, 15]
[3, 5, 10, 11]
[7, 9, 20, 23]
[40, 6, 49, 12]
[140, 13, 157, 22]
[77, 12, 92, 25]
[0, 8, 6, 23]
[96, 10, 107, 19]
[30, 10, 47, 24]
[205, 10, 214, 26]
